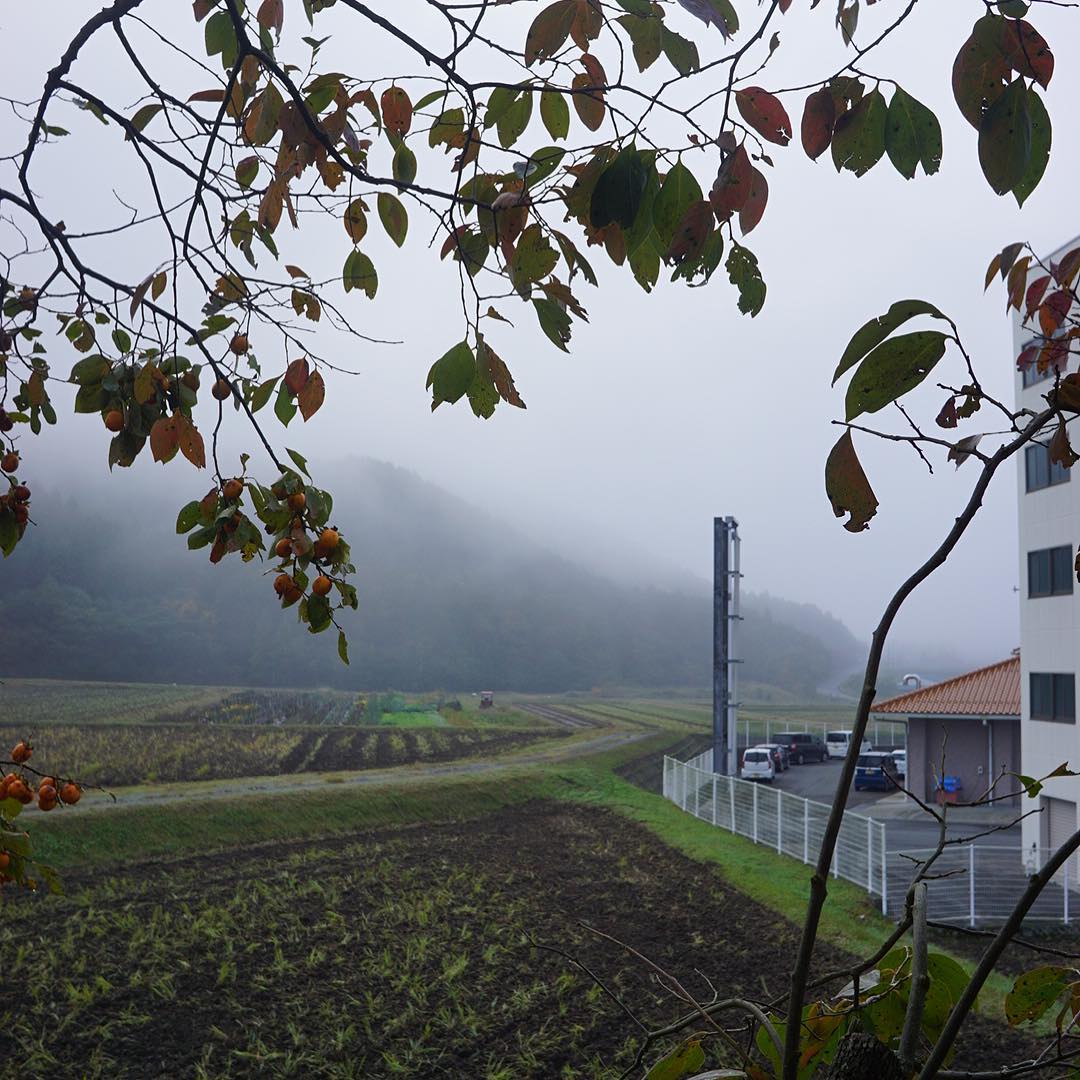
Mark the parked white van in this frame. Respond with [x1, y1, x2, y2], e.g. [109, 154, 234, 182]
[740, 747, 775, 783]
[825, 731, 871, 759]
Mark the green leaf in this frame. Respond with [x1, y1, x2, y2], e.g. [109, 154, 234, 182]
[922, 953, 972, 1041]
[250, 375, 279, 413]
[0, 830, 31, 856]
[833, 299, 947, 384]
[661, 28, 699, 76]
[617, 13, 663, 73]
[70, 354, 111, 385]
[377, 192, 409, 247]
[392, 143, 417, 185]
[176, 501, 203, 534]
[651, 161, 703, 249]
[540, 88, 570, 140]
[725, 243, 766, 317]
[590, 145, 648, 230]
[337, 630, 350, 665]
[428, 107, 465, 149]
[825, 430, 878, 533]
[1005, 966, 1074, 1026]
[306, 593, 333, 633]
[484, 86, 519, 128]
[845, 330, 949, 421]
[497, 92, 533, 149]
[832, 89, 887, 176]
[204, 10, 235, 57]
[522, 146, 565, 187]
[978, 76, 1031, 196]
[130, 103, 163, 135]
[274, 382, 297, 427]
[1012, 87, 1050, 207]
[885, 88, 943, 179]
[533, 298, 572, 351]
[645, 1037, 706, 1080]
[286, 447, 311, 478]
[343, 250, 378, 298]
[426, 341, 476, 407]
[511, 224, 559, 288]
[0, 514, 18, 558]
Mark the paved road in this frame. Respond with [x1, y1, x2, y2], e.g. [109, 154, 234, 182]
[34, 725, 651, 816]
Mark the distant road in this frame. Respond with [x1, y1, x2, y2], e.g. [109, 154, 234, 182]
[57, 725, 650, 815]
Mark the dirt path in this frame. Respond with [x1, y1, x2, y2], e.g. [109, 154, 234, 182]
[58, 726, 652, 814]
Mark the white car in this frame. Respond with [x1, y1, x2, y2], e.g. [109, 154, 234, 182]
[740, 747, 775, 783]
[892, 749, 907, 779]
[825, 730, 872, 760]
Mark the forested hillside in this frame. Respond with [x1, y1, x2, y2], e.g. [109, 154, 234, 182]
[0, 460, 861, 693]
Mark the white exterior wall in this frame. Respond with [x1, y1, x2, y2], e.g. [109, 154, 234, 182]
[1016, 234, 1080, 854]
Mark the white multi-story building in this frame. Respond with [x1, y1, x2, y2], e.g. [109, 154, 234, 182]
[1015, 233, 1080, 860]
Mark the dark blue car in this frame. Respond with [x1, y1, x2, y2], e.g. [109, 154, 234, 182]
[854, 752, 898, 792]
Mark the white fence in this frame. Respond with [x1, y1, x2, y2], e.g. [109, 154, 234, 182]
[664, 751, 1078, 926]
[885, 846, 1078, 926]
[663, 751, 888, 911]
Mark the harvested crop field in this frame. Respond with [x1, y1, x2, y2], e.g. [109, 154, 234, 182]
[0, 802, 1037, 1078]
[1, 724, 559, 787]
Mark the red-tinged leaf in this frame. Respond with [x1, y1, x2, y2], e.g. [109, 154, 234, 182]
[739, 165, 768, 234]
[151, 272, 167, 300]
[801, 88, 835, 160]
[735, 87, 792, 146]
[1040, 290, 1073, 337]
[984, 252, 1002, 291]
[209, 534, 227, 564]
[1055, 248, 1080, 289]
[284, 357, 310, 396]
[825, 430, 878, 533]
[569, 0, 603, 50]
[1040, 337, 1068, 377]
[710, 145, 753, 219]
[571, 72, 605, 131]
[999, 241, 1025, 279]
[1050, 417, 1079, 468]
[581, 53, 606, 85]
[257, 0, 283, 36]
[665, 200, 714, 264]
[149, 415, 180, 464]
[188, 89, 226, 103]
[130, 274, 152, 318]
[1006, 255, 1030, 311]
[298, 369, 325, 421]
[1000, 19, 1054, 89]
[1025, 275, 1051, 321]
[342, 198, 367, 243]
[380, 86, 412, 136]
[176, 414, 206, 469]
[192, 0, 213, 21]
[1016, 344, 1039, 374]
[285, 265, 309, 279]
[524, 0, 576, 66]
[441, 225, 468, 260]
[936, 398, 958, 429]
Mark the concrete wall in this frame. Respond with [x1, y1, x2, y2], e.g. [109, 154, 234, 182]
[910, 716, 1020, 805]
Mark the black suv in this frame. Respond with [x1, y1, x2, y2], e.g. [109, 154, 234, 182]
[774, 732, 827, 765]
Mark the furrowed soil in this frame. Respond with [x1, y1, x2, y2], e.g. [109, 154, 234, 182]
[0, 802, 1038, 1078]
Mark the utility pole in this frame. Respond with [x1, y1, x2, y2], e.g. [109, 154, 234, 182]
[713, 517, 741, 775]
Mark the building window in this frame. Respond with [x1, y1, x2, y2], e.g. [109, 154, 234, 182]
[1030, 673, 1076, 723]
[1026, 443, 1071, 492]
[1028, 545, 1075, 597]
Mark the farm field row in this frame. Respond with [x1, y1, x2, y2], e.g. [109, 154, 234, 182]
[3, 723, 561, 788]
[9, 777, 1038, 1078]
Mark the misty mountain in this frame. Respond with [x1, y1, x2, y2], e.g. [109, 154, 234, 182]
[0, 459, 862, 693]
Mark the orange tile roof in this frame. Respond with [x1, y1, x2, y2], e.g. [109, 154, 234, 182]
[871, 656, 1020, 717]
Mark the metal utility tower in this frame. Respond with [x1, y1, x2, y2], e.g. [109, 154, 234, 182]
[713, 517, 742, 775]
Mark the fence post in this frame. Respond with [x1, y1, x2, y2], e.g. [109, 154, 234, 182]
[969, 845, 976, 928]
[803, 800, 809, 864]
[729, 779, 736, 833]
[880, 825, 887, 915]
[777, 790, 783, 854]
[712, 776, 718, 826]
[1066, 858, 1070, 926]
[867, 818, 873, 892]
[694, 772, 700, 819]
[753, 782, 759, 844]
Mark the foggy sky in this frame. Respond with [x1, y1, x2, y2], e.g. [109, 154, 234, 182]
[4, 1, 1079, 669]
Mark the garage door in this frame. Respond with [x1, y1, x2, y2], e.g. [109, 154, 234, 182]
[1044, 796, 1077, 885]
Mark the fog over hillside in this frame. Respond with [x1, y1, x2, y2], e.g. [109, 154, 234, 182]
[0, 459, 876, 694]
